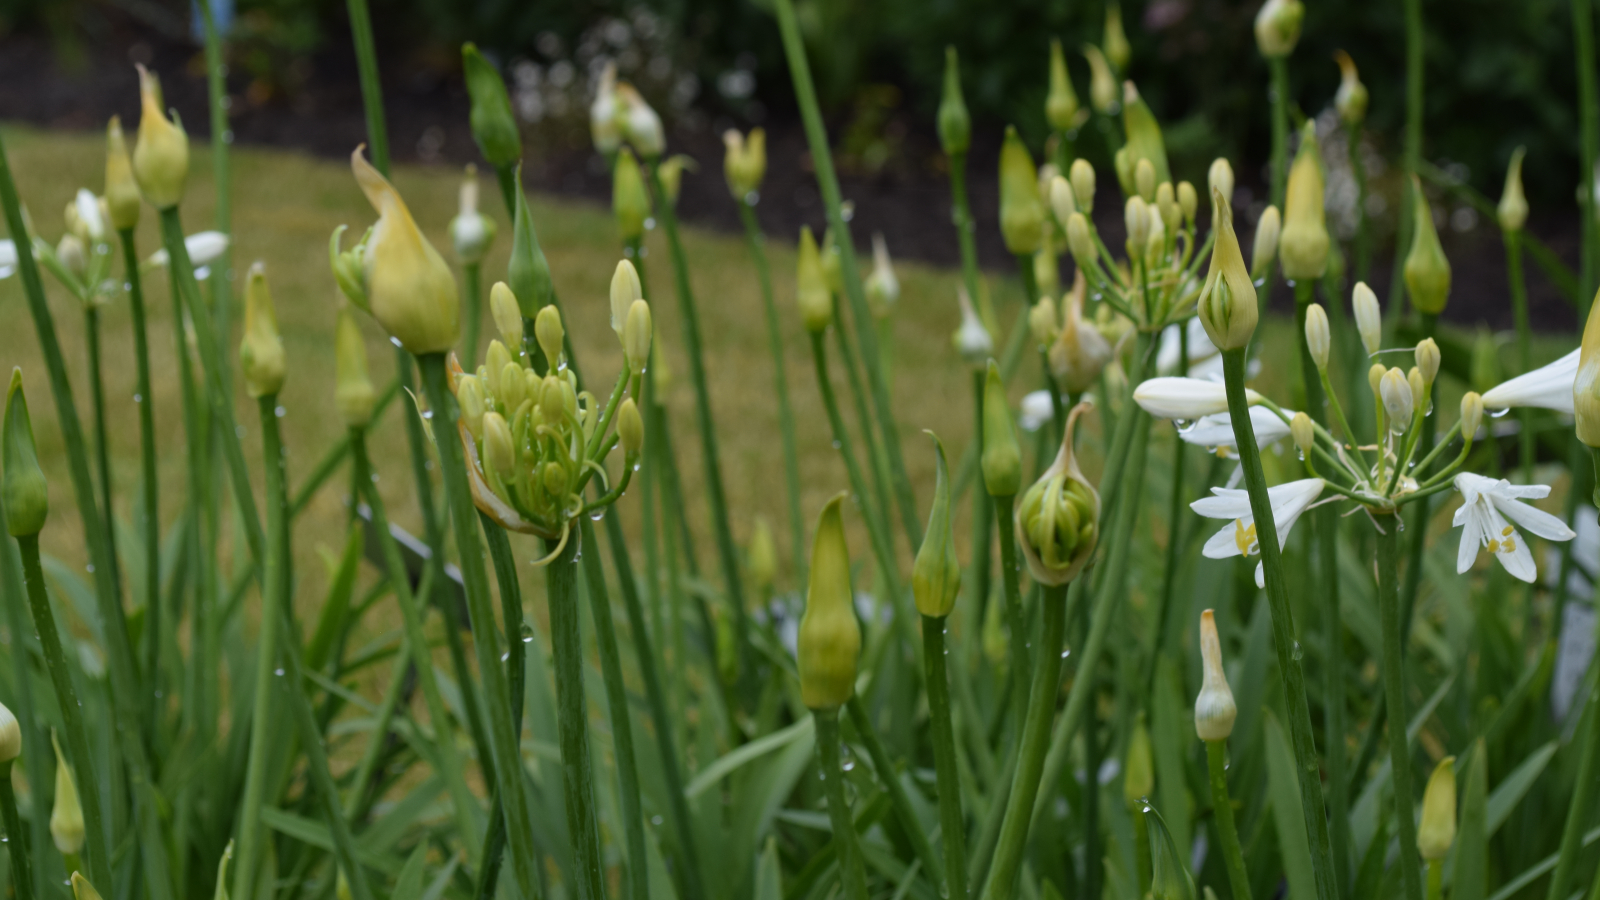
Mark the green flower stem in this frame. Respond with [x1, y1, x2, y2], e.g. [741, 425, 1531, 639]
[953, 315, 1034, 499]
[1206, 740, 1252, 900]
[1397, 314, 1437, 645]
[544, 531, 606, 900]
[1221, 347, 1339, 900]
[645, 163, 753, 696]
[1426, 860, 1444, 900]
[738, 199, 807, 583]
[1545, 576, 1600, 900]
[1575, 0, 1600, 301]
[0, 536, 50, 886]
[197, 0, 234, 385]
[83, 305, 121, 626]
[1017, 256, 1063, 438]
[493, 164, 519, 223]
[993, 493, 1033, 724]
[1348, 124, 1371, 281]
[0, 759, 34, 900]
[1145, 420, 1187, 697]
[967, 370, 994, 625]
[346, 0, 389, 174]
[948, 152, 983, 306]
[832, 294, 897, 535]
[119, 228, 162, 709]
[578, 516, 649, 900]
[1270, 57, 1290, 209]
[815, 707, 869, 900]
[923, 615, 968, 900]
[417, 352, 541, 900]
[1506, 231, 1535, 483]
[603, 510, 707, 900]
[1390, 0, 1425, 328]
[1375, 512, 1423, 900]
[344, 573, 435, 822]
[978, 582, 1070, 900]
[770, 0, 922, 552]
[844, 696, 941, 879]
[14, 533, 112, 889]
[1077, 596, 1102, 900]
[464, 261, 484, 368]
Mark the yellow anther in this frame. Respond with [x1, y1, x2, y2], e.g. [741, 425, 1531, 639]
[1233, 520, 1259, 556]
[1501, 525, 1514, 537]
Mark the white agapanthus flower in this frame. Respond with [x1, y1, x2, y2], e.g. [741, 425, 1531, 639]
[143, 231, 231, 271]
[1020, 390, 1055, 432]
[74, 189, 107, 243]
[1451, 472, 1575, 583]
[1156, 318, 1221, 374]
[1180, 406, 1296, 455]
[1481, 348, 1579, 414]
[1193, 477, 1325, 588]
[1134, 376, 1262, 421]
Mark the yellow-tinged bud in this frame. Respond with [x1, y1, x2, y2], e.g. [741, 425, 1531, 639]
[0, 699, 18, 763]
[748, 516, 777, 591]
[456, 374, 485, 440]
[1209, 158, 1236, 205]
[56, 234, 87, 280]
[72, 873, 104, 900]
[590, 62, 621, 157]
[132, 65, 189, 209]
[1280, 123, 1330, 279]
[350, 147, 460, 354]
[1000, 127, 1045, 255]
[1071, 159, 1096, 215]
[1124, 717, 1154, 803]
[500, 362, 528, 411]
[482, 411, 515, 478]
[1084, 45, 1119, 115]
[1178, 181, 1198, 225]
[796, 227, 832, 333]
[939, 47, 972, 156]
[1017, 402, 1100, 585]
[1066, 212, 1096, 266]
[1121, 82, 1171, 187]
[1155, 181, 1180, 233]
[913, 432, 961, 618]
[1198, 188, 1259, 351]
[865, 233, 900, 319]
[462, 43, 521, 167]
[981, 360, 1022, 496]
[3, 368, 48, 534]
[104, 117, 140, 231]
[335, 307, 376, 428]
[1499, 147, 1529, 233]
[1305, 303, 1330, 370]
[1252, 205, 1281, 278]
[51, 733, 84, 854]
[1135, 158, 1157, 202]
[1353, 282, 1382, 355]
[723, 128, 767, 200]
[1030, 297, 1058, 348]
[1368, 362, 1387, 399]
[1255, 0, 1305, 58]
[1461, 392, 1484, 442]
[484, 340, 511, 396]
[1125, 196, 1151, 252]
[1195, 610, 1237, 741]
[615, 82, 665, 159]
[490, 282, 524, 350]
[610, 259, 643, 339]
[657, 154, 695, 208]
[1046, 40, 1082, 133]
[1404, 177, 1452, 316]
[612, 147, 650, 242]
[1577, 290, 1600, 446]
[618, 398, 644, 455]
[239, 263, 286, 398]
[798, 492, 860, 709]
[1049, 176, 1077, 230]
[534, 305, 564, 367]
[1104, 3, 1132, 72]
[1291, 412, 1315, 458]
[624, 299, 653, 376]
[1416, 337, 1441, 387]
[1144, 210, 1167, 266]
[1381, 367, 1414, 429]
[1418, 756, 1458, 860]
[1334, 50, 1368, 126]
[449, 165, 497, 265]
[1409, 367, 1427, 418]
[541, 376, 566, 426]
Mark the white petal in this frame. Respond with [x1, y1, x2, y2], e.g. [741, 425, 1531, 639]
[1156, 319, 1221, 373]
[1491, 493, 1576, 542]
[1019, 390, 1055, 433]
[1203, 524, 1244, 559]
[1255, 561, 1266, 589]
[1180, 407, 1295, 452]
[1480, 349, 1579, 414]
[1133, 377, 1256, 420]
[1191, 487, 1253, 520]
[186, 231, 231, 267]
[0, 238, 14, 279]
[1268, 478, 1325, 550]
[1497, 531, 1538, 582]
[1456, 518, 1479, 574]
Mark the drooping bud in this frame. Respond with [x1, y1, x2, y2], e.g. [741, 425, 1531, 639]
[747, 516, 777, 591]
[1254, 0, 1305, 59]
[1104, 4, 1132, 72]
[1498, 147, 1529, 233]
[1305, 303, 1330, 370]
[1333, 51, 1369, 126]
[1046, 40, 1083, 133]
[1121, 82, 1171, 187]
[4, 370, 49, 538]
[1381, 367, 1414, 429]
[796, 227, 832, 333]
[1016, 401, 1100, 585]
[864, 233, 900, 319]
[0, 698, 18, 763]
[104, 117, 140, 231]
[335, 307, 376, 429]
[1353, 282, 1382, 354]
[938, 47, 972, 156]
[1280, 123, 1330, 279]
[591, 62, 621, 158]
[1416, 337, 1441, 387]
[1418, 756, 1458, 860]
[490, 281, 524, 351]
[1460, 392, 1484, 442]
[954, 287, 994, 367]
[1577, 291, 1600, 447]
[50, 733, 84, 854]
[1251, 205, 1281, 278]
[462, 43, 522, 168]
[913, 432, 961, 618]
[482, 411, 515, 478]
[1197, 188, 1259, 351]
[723, 128, 767, 200]
[1084, 45, 1119, 115]
[624, 299, 653, 376]
[1404, 177, 1452, 316]
[1291, 412, 1315, 458]
[1194, 610, 1237, 741]
[1124, 716, 1154, 803]
[618, 398, 644, 456]
[534, 305, 564, 368]
[450, 165, 497, 264]
[981, 360, 1022, 496]
[797, 493, 860, 709]
[239, 263, 287, 398]
[616, 82, 665, 159]
[612, 147, 650, 243]
[131, 65, 189, 209]
[1178, 181, 1198, 225]
[1000, 127, 1045, 255]
[1051, 272, 1113, 394]
[350, 147, 460, 354]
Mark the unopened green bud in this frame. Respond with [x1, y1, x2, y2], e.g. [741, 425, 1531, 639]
[500, 361, 528, 412]
[1030, 297, 1058, 349]
[796, 227, 832, 333]
[449, 164, 497, 264]
[1195, 610, 1237, 741]
[484, 340, 511, 397]
[1368, 362, 1387, 401]
[1125, 196, 1151, 252]
[482, 411, 515, 478]
[657, 154, 695, 207]
[1155, 181, 1180, 233]
[335, 307, 376, 428]
[1498, 147, 1528, 233]
[1104, 3, 1132, 72]
[1135, 158, 1156, 202]
[1280, 123, 1329, 279]
[1121, 82, 1171, 186]
[1252, 205, 1281, 279]
[616, 82, 665, 159]
[610, 259, 642, 339]
[1409, 367, 1427, 416]
[1353, 281, 1382, 354]
[1071, 159, 1096, 215]
[132, 64, 189, 209]
[865, 233, 900, 319]
[723, 128, 767, 200]
[1208, 158, 1235, 205]
[938, 47, 972, 156]
[1066, 211, 1095, 265]
[1418, 756, 1457, 860]
[541, 376, 566, 426]
[534, 305, 564, 368]
[1291, 412, 1315, 458]
[1084, 45, 1119, 114]
[51, 733, 84, 853]
[72, 873, 104, 900]
[490, 281, 523, 351]
[351, 148, 460, 354]
[1461, 392, 1484, 443]
[1416, 337, 1441, 387]
[981, 360, 1022, 496]
[1305, 302, 1330, 369]
[1254, 0, 1304, 59]
[1198, 188, 1259, 351]
[913, 432, 961, 618]
[1381, 367, 1414, 429]
[1049, 176, 1077, 230]
[1016, 402, 1100, 585]
[104, 116, 140, 231]
[456, 374, 486, 440]
[0, 699, 18, 763]
[1046, 40, 1082, 133]
[1178, 181, 1198, 225]
[1404, 177, 1452, 315]
[506, 166, 555, 319]
[1334, 50, 1368, 126]
[798, 492, 860, 709]
[1000, 127, 1044, 254]
[1124, 717, 1154, 803]
[748, 516, 777, 591]
[591, 62, 621, 157]
[618, 398, 644, 456]
[613, 147, 649, 242]
[462, 43, 522, 168]
[624, 299, 652, 376]
[239, 263, 286, 398]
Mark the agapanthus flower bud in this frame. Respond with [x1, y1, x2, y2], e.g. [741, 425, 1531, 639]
[350, 147, 460, 354]
[1000, 127, 1045, 255]
[913, 432, 962, 618]
[462, 43, 522, 168]
[618, 398, 644, 456]
[1498, 147, 1529, 233]
[982, 360, 1023, 496]
[132, 65, 189, 209]
[490, 281, 523, 351]
[72, 873, 103, 900]
[1016, 402, 1100, 585]
[1046, 39, 1083, 133]
[1144, 209, 1167, 266]
[1404, 177, 1452, 316]
[0, 698, 18, 763]
[1194, 610, 1237, 740]
[237, 264, 286, 398]
[1198, 188, 1259, 351]
[1030, 297, 1058, 348]
[482, 411, 515, 478]
[820, 229, 844, 295]
[1578, 294, 1600, 446]
[939, 47, 972, 156]
[1083, 45, 1118, 114]
[1304, 303, 1331, 370]
[1049, 176, 1077, 231]
[1353, 282, 1382, 355]
[56, 233, 87, 280]
[1122, 82, 1171, 186]
[1208, 158, 1235, 205]
[954, 287, 993, 366]
[615, 82, 664, 159]
[1291, 412, 1315, 458]
[1124, 717, 1154, 803]
[1460, 392, 1484, 442]
[1418, 756, 1458, 860]
[449, 165, 497, 265]
[1070, 159, 1096, 215]
[1155, 181, 1180, 233]
[1280, 123, 1330, 279]
[591, 62, 621, 157]
[1104, 3, 1132, 72]
[1255, 0, 1305, 59]
[796, 227, 832, 333]
[1125, 196, 1151, 252]
[798, 492, 860, 709]
[723, 128, 767, 200]
[1066, 212, 1096, 266]
[334, 307, 376, 429]
[1252, 206, 1281, 278]
[1134, 159, 1157, 203]
[656, 154, 694, 208]
[624, 299, 653, 377]
[747, 516, 777, 591]
[1381, 367, 1414, 429]
[612, 147, 649, 242]
[3, 370, 48, 538]
[1408, 366, 1427, 415]
[1416, 337, 1441, 388]
[865, 233, 899, 319]
[1334, 50, 1369, 126]
[51, 734, 84, 854]
[534, 305, 564, 368]
[1178, 181, 1198, 225]
[1368, 362, 1387, 399]
[1051, 272, 1113, 394]
[104, 117, 140, 231]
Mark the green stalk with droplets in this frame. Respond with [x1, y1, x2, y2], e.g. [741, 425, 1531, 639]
[923, 613, 967, 900]
[1206, 740, 1251, 900]
[0, 757, 33, 900]
[815, 708, 868, 900]
[1270, 58, 1291, 208]
[1377, 512, 1423, 900]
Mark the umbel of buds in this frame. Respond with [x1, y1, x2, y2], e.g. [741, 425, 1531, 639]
[1195, 610, 1237, 741]
[349, 147, 460, 354]
[913, 432, 961, 618]
[3, 369, 48, 538]
[798, 492, 861, 710]
[1198, 187, 1259, 351]
[1016, 402, 1100, 586]
[239, 263, 286, 399]
[132, 64, 189, 209]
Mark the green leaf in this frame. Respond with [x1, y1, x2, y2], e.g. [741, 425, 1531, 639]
[685, 716, 814, 799]
[390, 844, 428, 900]
[1486, 740, 1557, 835]
[1264, 711, 1317, 900]
[1450, 740, 1488, 900]
[1151, 657, 1194, 859]
[1143, 804, 1196, 900]
[305, 520, 364, 672]
[755, 836, 783, 900]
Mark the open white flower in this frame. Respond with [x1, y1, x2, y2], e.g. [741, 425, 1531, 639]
[1156, 318, 1221, 375]
[1451, 472, 1575, 583]
[1192, 477, 1324, 588]
[1134, 376, 1261, 420]
[1481, 348, 1578, 414]
[144, 231, 231, 270]
[1180, 406, 1295, 455]
[1019, 390, 1055, 433]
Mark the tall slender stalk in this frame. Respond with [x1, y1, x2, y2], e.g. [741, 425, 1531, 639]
[120, 229, 162, 730]
[1220, 347, 1338, 900]
[1506, 231, 1535, 484]
[993, 492, 1032, 725]
[463, 261, 484, 367]
[832, 294, 896, 537]
[1575, 0, 1599, 303]
[545, 531, 605, 900]
[1270, 58, 1291, 208]
[1391, 0, 1425, 325]
[1376, 513, 1423, 900]
[1348, 125, 1371, 282]
[923, 615, 967, 900]
[474, 514, 527, 898]
[1206, 740, 1252, 900]
[0, 759, 34, 900]
[815, 708, 868, 900]
[0, 534, 50, 887]
[83, 306, 120, 627]
[967, 371, 993, 625]
[948, 152, 983, 308]
[1398, 315, 1436, 642]
[844, 697, 941, 880]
